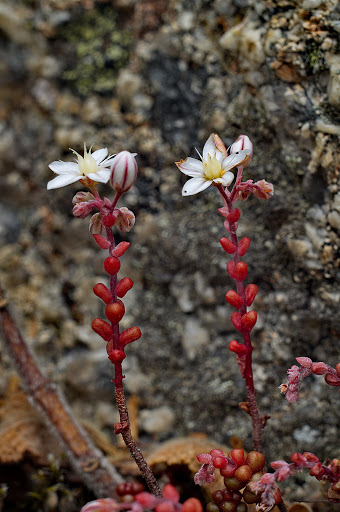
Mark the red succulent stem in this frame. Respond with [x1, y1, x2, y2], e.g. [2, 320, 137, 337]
[105, 227, 161, 497]
[217, 181, 262, 452]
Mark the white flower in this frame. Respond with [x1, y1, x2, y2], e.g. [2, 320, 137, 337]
[47, 143, 116, 190]
[176, 133, 250, 196]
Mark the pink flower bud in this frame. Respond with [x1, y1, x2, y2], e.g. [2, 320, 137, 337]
[110, 150, 138, 193]
[253, 180, 274, 200]
[73, 202, 95, 218]
[93, 234, 111, 250]
[72, 191, 95, 204]
[89, 213, 104, 234]
[162, 483, 180, 502]
[115, 207, 135, 232]
[196, 453, 212, 464]
[230, 135, 253, 167]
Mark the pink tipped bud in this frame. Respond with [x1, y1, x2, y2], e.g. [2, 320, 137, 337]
[253, 180, 274, 200]
[80, 498, 118, 512]
[116, 277, 134, 297]
[229, 340, 247, 355]
[110, 150, 138, 193]
[108, 349, 126, 364]
[296, 357, 313, 368]
[241, 311, 257, 330]
[115, 207, 135, 232]
[102, 213, 117, 227]
[227, 261, 235, 278]
[113, 241, 130, 257]
[104, 256, 120, 275]
[233, 262, 248, 281]
[93, 283, 112, 304]
[324, 372, 340, 386]
[120, 326, 142, 346]
[230, 135, 253, 167]
[72, 191, 95, 204]
[220, 237, 236, 254]
[230, 312, 242, 331]
[91, 318, 113, 341]
[93, 234, 111, 250]
[105, 302, 125, 324]
[245, 284, 258, 306]
[311, 362, 328, 375]
[73, 202, 95, 218]
[238, 237, 251, 256]
[225, 290, 243, 309]
[227, 208, 241, 223]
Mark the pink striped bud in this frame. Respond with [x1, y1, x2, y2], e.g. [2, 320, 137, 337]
[110, 151, 138, 193]
[72, 202, 95, 218]
[220, 237, 236, 254]
[245, 284, 258, 306]
[324, 372, 340, 386]
[230, 135, 253, 167]
[238, 237, 251, 256]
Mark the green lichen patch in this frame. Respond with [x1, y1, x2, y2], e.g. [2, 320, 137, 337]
[59, 6, 132, 96]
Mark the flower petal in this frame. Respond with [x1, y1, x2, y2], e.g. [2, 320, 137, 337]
[214, 171, 234, 187]
[91, 148, 108, 164]
[182, 177, 212, 196]
[87, 169, 111, 183]
[176, 157, 203, 177]
[47, 174, 82, 190]
[222, 150, 249, 171]
[202, 133, 227, 162]
[49, 161, 80, 175]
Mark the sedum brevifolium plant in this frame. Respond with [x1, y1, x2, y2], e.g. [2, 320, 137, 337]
[47, 134, 340, 512]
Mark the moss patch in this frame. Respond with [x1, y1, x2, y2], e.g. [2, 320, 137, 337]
[59, 6, 132, 96]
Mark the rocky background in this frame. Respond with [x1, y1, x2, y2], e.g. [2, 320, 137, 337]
[0, 0, 339, 510]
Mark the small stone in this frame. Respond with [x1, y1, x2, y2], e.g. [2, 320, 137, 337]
[328, 211, 340, 231]
[181, 318, 209, 360]
[326, 54, 340, 107]
[140, 406, 175, 435]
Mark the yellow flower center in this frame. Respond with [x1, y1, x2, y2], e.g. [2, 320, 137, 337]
[203, 155, 225, 180]
[74, 144, 99, 176]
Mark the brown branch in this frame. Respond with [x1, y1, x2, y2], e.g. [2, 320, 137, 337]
[0, 282, 123, 497]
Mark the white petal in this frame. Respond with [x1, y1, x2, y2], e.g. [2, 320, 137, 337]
[182, 177, 212, 196]
[47, 174, 82, 189]
[177, 157, 203, 177]
[202, 134, 216, 161]
[87, 169, 111, 183]
[214, 171, 234, 187]
[222, 150, 249, 171]
[91, 148, 108, 164]
[49, 161, 80, 175]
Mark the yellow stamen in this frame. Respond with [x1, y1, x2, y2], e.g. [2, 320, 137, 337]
[203, 155, 224, 180]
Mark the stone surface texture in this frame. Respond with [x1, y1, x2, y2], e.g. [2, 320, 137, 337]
[0, 0, 339, 509]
